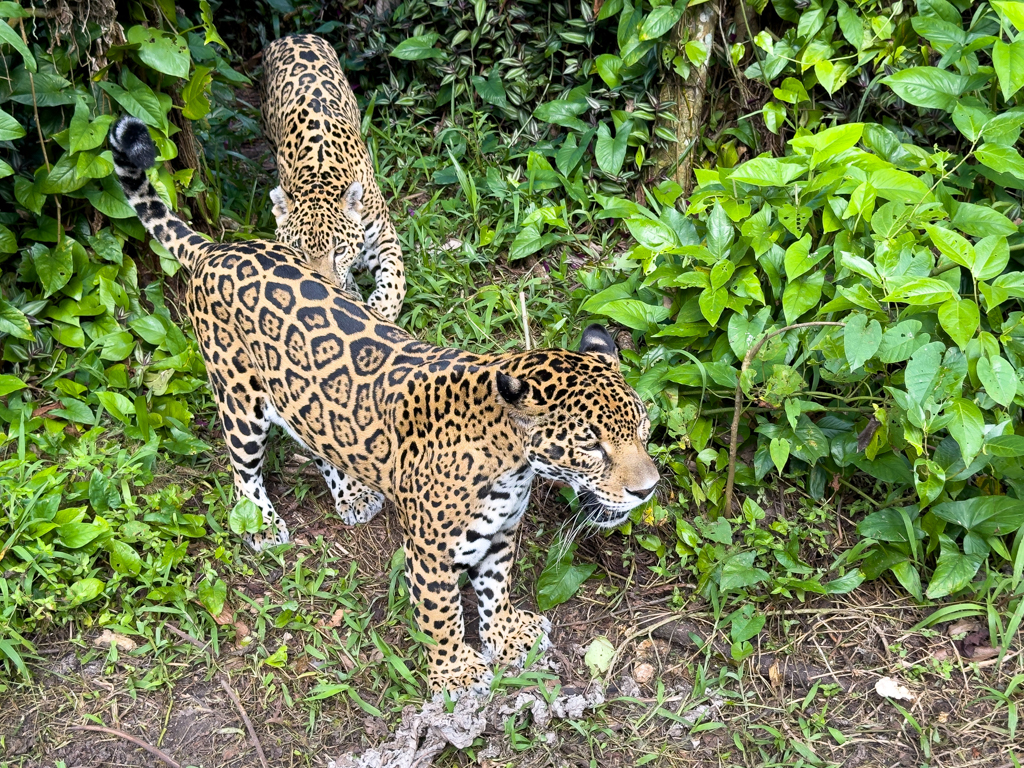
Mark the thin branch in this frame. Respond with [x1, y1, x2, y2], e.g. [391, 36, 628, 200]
[724, 321, 846, 513]
[69, 725, 181, 768]
[220, 677, 269, 768]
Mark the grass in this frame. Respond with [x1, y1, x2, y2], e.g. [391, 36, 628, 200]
[1, 64, 1023, 768]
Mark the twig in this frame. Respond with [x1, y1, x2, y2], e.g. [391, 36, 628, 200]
[519, 290, 531, 351]
[165, 622, 209, 653]
[220, 677, 269, 768]
[724, 321, 846, 513]
[69, 725, 181, 768]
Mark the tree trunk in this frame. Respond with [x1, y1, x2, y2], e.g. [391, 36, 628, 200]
[656, 0, 720, 195]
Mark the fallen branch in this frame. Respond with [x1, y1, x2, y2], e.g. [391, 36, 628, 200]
[220, 677, 269, 768]
[69, 725, 181, 768]
[724, 321, 846, 513]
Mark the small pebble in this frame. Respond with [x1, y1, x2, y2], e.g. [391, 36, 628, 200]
[634, 662, 655, 684]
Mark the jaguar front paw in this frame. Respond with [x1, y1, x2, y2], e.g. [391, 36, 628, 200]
[338, 488, 385, 525]
[429, 645, 493, 701]
[483, 609, 552, 668]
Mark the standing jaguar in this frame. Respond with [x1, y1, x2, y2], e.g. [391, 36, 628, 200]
[260, 33, 406, 321]
[108, 116, 659, 696]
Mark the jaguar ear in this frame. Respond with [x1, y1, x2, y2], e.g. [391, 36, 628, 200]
[579, 324, 619, 366]
[343, 181, 364, 221]
[495, 372, 528, 405]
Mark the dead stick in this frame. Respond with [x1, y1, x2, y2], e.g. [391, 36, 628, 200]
[165, 622, 209, 653]
[723, 321, 846, 513]
[220, 677, 269, 768]
[69, 725, 181, 768]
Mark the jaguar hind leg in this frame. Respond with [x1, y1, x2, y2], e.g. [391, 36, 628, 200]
[313, 457, 385, 525]
[221, 395, 290, 551]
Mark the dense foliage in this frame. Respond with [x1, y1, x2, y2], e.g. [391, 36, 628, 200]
[2, 0, 1023, 684]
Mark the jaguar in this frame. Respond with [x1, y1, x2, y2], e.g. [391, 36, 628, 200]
[260, 33, 406, 320]
[108, 115, 659, 696]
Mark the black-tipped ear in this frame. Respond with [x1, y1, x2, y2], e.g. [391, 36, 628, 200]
[109, 116, 156, 170]
[496, 372, 529, 405]
[579, 324, 618, 360]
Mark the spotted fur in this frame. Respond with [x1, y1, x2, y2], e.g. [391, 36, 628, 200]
[260, 34, 406, 321]
[108, 116, 659, 696]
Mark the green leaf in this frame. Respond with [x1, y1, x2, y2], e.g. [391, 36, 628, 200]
[925, 224, 975, 270]
[937, 298, 979, 350]
[882, 66, 962, 111]
[96, 391, 134, 424]
[882, 277, 956, 306]
[390, 33, 445, 60]
[69, 102, 113, 154]
[509, 223, 548, 261]
[951, 204, 1017, 239]
[914, 458, 946, 509]
[857, 507, 923, 543]
[0, 107, 25, 141]
[41, 151, 87, 194]
[0, 224, 15, 254]
[905, 341, 945, 405]
[639, 5, 683, 40]
[595, 120, 630, 176]
[729, 156, 806, 187]
[59, 521, 103, 548]
[533, 99, 588, 131]
[182, 65, 213, 121]
[84, 177, 136, 219]
[594, 54, 623, 88]
[993, 39, 1024, 101]
[836, 0, 864, 48]
[31, 240, 74, 296]
[946, 397, 985, 465]
[592, 299, 670, 332]
[108, 540, 142, 576]
[264, 644, 288, 668]
[0, 297, 33, 340]
[98, 70, 169, 134]
[973, 236, 1010, 281]
[707, 203, 734, 259]
[0, 374, 27, 396]
[537, 543, 597, 610]
[976, 143, 1024, 181]
[198, 578, 227, 616]
[951, 103, 991, 142]
[769, 437, 790, 473]
[782, 271, 824, 324]
[127, 25, 190, 79]
[869, 168, 933, 203]
[584, 636, 615, 677]
[699, 287, 728, 326]
[986, 434, 1024, 457]
[790, 123, 863, 166]
[471, 69, 506, 107]
[926, 535, 984, 599]
[200, 0, 228, 49]
[844, 313, 882, 370]
[0, 18, 35, 71]
[228, 498, 262, 535]
[76, 150, 114, 180]
[719, 550, 770, 593]
[68, 578, 106, 605]
[783, 234, 819, 280]
[977, 355, 1017, 407]
[892, 560, 923, 602]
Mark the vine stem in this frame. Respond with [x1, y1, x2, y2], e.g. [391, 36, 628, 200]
[724, 321, 846, 513]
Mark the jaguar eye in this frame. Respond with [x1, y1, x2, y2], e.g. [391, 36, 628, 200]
[582, 442, 606, 457]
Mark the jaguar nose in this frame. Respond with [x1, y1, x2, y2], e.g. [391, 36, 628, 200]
[625, 481, 658, 500]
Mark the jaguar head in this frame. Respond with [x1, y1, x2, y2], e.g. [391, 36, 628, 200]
[273, 181, 365, 285]
[497, 325, 660, 528]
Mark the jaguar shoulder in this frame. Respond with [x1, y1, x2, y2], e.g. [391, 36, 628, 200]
[108, 114, 659, 696]
[260, 33, 406, 321]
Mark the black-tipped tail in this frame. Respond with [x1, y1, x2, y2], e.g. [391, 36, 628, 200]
[109, 116, 156, 170]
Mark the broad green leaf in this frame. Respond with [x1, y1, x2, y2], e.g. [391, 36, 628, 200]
[68, 578, 106, 604]
[843, 313, 882, 370]
[782, 271, 824, 324]
[76, 150, 114, 180]
[69, 101, 113, 154]
[987, 434, 1024, 457]
[96, 391, 134, 424]
[533, 99, 588, 131]
[933, 496, 1024, 536]
[31, 240, 73, 296]
[98, 70, 168, 134]
[706, 203, 734, 259]
[946, 397, 984, 465]
[891, 560, 923, 602]
[198, 578, 227, 616]
[85, 178, 136, 219]
[951, 103, 991, 142]
[108, 540, 142, 576]
[783, 234, 819, 280]
[229, 498, 263, 535]
[390, 33, 445, 60]
[699, 287, 728, 326]
[594, 54, 623, 88]
[127, 25, 190, 79]
[41, 152, 87, 194]
[0, 297, 33, 340]
[937, 298, 979, 350]
[769, 437, 790, 473]
[0, 18, 35, 71]
[914, 458, 946, 509]
[639, 5, 683, 40]
[869, 168, 932, 203]
[977, 143, 1024, 181]
[993, 39, 1024, 101]
[728, 156, 806, 186]
[595, 120, 630, 176]
[836, 0, 865, 48]
[790, 123, 863, 166]
[471, 69, 507, 107]
[537, 543, 596, 610]
[925, 224, 975, 270]
[857, 507, 923, 543]
[182, 65, 213, 120]
[973, 236, 1010, 281]
[977, 355, 1017, 407]
[882, 277, 956, 306]
[994, 0, 1024, 31]
[951, 204, 1016, 239]
[925, 535, 984, 599]
[593, 299, 670, 331]
[584, 636, 615, 677]
[59, 522, 103, 548]
[199, 0, 228, 48]
[720, 550, 770, 593]
[905, 341, 945, 405]
[0, 374, 27, 396]
[709, 259, 735, 291]
[0, 106, 24, 141]
[882, 66, 962, 111]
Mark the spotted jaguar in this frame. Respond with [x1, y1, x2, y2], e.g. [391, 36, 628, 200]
[108, 115, 659, 696]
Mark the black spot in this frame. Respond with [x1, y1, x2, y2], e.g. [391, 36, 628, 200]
[300, 279, 330, 301]
[273, 264, 303, 280]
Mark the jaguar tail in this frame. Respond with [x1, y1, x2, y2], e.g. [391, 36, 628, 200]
[108, 116, 206, 272]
